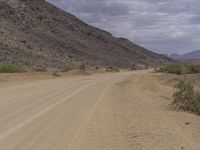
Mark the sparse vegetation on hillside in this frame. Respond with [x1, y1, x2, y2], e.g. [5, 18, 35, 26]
[52, 72, 61, 77]
[159, 65, 200, 75]
[173, 79, 200, 115]
[106, 67, 120, 72]
[34, 68, 47, 72]
[79, 63, 86, 72]
[0, 64, 25, 73]
[62, 64, 75, 72]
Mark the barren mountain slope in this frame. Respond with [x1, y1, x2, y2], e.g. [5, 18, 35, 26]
[0, 0, 171, 70]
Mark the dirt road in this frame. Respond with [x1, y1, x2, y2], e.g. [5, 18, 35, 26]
[0, 71, 200, 150]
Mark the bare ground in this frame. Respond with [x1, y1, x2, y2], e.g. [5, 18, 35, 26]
[0, 71, 199, 150]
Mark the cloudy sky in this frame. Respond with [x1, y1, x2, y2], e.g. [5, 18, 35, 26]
[47, 0, 200, 54]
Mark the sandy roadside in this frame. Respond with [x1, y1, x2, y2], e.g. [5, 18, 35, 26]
[75, 71, 200, 150]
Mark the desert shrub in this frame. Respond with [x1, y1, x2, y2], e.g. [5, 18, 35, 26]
[34, 68, 47, 72]
[106, 67, 120, 72]
[159, 65, 200, 75]
[193, 92, 200, 115]
[79, 63, 86, 71]
[154, 67, 158, 72]
[130, 64, 137, 71]
[145, 64, 149, 70]
[52, 72, 61, 77]
[173, 79, 195, 109]
[62, 64, 75, 72]
[0, 64, 25, 73]
[189, 65, 200, 73]
[159, 65, 182, 74]
[172, 79, 200, 115]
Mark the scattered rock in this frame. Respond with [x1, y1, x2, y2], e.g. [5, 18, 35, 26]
[185, 122, 190, 125]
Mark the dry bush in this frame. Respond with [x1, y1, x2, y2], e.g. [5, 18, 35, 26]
[172, 79, 200, 115]
[79, 63, 86, 71]
[106, 67, 120, 72]
[0, 64, 25, 73]
[62, 64, 75, 72]
[159, 65, 200, 75]
[52, 72, 61, 77]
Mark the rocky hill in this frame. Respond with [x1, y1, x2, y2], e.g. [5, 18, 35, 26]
[0, 0, 171, 70]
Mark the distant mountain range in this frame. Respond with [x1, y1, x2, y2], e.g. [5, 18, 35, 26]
[170, 50, 200, 60]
